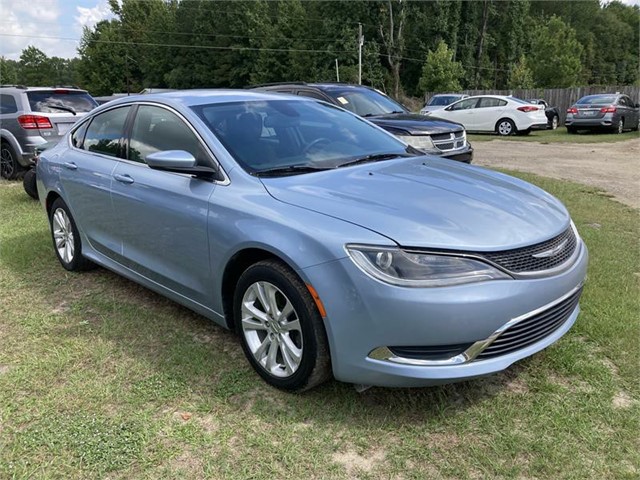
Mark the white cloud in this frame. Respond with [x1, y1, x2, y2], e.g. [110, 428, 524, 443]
[9, 0, 60, 23]
[75, 0, 114, 31]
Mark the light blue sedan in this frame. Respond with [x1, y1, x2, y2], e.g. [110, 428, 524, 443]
[37, 90, 588, 391]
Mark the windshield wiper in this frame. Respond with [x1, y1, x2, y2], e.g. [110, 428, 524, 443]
[337, 152, 413, 168]
[254, 164, 330, 177]
[43, 103, 76, 115]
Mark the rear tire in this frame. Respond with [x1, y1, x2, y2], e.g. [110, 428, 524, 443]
[496, 118, 516, 136]
[49, 198, 96, 271]
[23, 169, 38, 200]
[1, 142, 24, 180]
[615, 118, 624, 134]
[550, 115, 559, 130]
[234, 259, 331, 392]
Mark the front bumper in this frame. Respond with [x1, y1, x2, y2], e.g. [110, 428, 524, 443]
[438, 143, 473, 163]
[303, 239, 588, 387]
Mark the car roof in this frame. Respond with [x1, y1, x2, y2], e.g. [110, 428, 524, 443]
[0, 85, 89, 93]
[96, 89, 304, 109]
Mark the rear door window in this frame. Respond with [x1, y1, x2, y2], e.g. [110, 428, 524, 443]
[478, 97, 507, 108]
[83, 106, 131, 157]
[26, 90, 98, 114]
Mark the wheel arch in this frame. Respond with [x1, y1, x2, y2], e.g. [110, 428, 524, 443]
[45, 191, 62, 215]
[221, 247, 299, 331]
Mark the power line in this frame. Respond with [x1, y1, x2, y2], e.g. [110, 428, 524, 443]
[0, 33, 353, 55]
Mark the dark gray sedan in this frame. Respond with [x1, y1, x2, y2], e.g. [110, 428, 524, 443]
[565, 94, 639, 134]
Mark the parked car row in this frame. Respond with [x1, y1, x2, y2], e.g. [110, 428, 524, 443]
[421, 92, 640, 135]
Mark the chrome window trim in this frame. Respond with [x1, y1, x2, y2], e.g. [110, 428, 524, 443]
[67, 101, 230, 186]
[368, 282, 584, 367]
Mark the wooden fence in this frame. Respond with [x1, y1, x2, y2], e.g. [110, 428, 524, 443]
[422, 86, 640, 123]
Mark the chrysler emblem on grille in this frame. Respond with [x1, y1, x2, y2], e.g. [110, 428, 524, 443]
[532, 239, 569, 258]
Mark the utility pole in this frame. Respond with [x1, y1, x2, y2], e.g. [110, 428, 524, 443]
[335, 58, 340, 82]
[358, 23, 363, 85]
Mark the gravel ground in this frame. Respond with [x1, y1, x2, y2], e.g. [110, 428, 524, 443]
[473, 138, 640, 209]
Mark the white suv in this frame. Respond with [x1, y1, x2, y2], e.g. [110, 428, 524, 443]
[0, 86, 97, 179]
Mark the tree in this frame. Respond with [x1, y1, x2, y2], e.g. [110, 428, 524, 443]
[529, 15, 583, 88]
[418, 40, 463, 94]
[0, 57, 19, 85]
[508, 55, 534, 89]
[19, 46, 51, 86]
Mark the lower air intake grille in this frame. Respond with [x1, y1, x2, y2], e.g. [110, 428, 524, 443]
[475, 287, 583, 360]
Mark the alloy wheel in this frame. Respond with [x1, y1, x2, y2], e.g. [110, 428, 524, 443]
[241, 281, 303, 378]
[52, 208, 75, 264]
[551, 116, 559, 130]
[617, 120, 624, 134]
[0, 146, 15, 179]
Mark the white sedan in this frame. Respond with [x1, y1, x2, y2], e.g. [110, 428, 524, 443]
[426, 95, 548, 136]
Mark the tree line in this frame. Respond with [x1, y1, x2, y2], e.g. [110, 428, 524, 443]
[1, 0, 638, 100]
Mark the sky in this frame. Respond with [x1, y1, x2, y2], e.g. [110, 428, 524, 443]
[0, 0, 638, 61]
[0, 0, 115, 60]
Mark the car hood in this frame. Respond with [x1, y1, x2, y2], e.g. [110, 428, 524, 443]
[367, 113, 464, 135]
[261, 157, 569, 251]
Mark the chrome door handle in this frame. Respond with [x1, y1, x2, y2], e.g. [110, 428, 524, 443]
[113, 174, 134, 184]
[63, 162, 77, 170]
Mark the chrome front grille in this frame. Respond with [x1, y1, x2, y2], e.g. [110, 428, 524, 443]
[474, 287, 583, 360]
[431, 130, 466, 152]
[480, 227, 577, 273]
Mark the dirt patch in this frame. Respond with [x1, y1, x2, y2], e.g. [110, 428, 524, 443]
[332, 447, 386, 477]
[612, 391, 633, 409]
[473, 138, 640, 208]
[0, 364, 11, 375]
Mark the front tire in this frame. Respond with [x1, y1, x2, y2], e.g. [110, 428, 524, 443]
[496, 118, 516, 136]
[234, 260, 331, 392]
[49, 198, 95, 271]
[1, 142, 24, 180]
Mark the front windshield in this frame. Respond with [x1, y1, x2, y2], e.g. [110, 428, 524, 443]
[576, 95, 617, 105]
[427, 95, 460, 106]
[191, 99, 413, 174]
[324, 88, 407, 117]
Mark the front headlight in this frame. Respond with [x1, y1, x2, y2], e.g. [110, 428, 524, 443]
[397, 134, 436, 151]
[346, 245, 512, 287]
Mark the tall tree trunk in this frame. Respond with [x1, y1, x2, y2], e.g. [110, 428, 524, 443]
[475, 0, 491, 88]
[379, 0, 406, 99]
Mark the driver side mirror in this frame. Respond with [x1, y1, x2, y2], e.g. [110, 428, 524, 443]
[146, 150, 219, 181]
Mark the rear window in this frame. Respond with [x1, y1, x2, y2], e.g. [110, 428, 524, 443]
[576, 95, 617, 105]
[27, 90, 98, 114]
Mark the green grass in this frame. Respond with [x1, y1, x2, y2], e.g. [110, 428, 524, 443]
[469, 128, 640, 143]
[0, 177, 638, 479]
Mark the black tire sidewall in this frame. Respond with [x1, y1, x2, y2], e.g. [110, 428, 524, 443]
[1, 142, 20, 180]
[49, 198, 87, 271]
[23, 169, 39, 199]
[234, 261, 323, 391]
